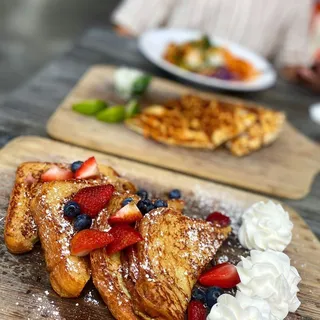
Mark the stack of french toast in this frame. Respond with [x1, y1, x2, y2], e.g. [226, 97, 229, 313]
[4, 156, 231, 320]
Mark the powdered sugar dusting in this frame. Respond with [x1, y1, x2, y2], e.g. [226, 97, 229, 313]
[84, 291, 100, 306]
[27, 293, 64, 320]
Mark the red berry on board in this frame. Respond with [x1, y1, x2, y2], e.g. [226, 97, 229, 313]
[199, 262, 240, 288]
[188, 300, 206, 320]
[206, 212, 231, 227]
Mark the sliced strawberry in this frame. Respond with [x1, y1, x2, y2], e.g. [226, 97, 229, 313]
[188, 300, 206, 320]
[70, 229, 114, 256]
[106, 224, 143, 255]
[109, 202, 143, 225]
[75, 156, 99, 179]
[41, 166, 73, 182]
[206, 212, 231, 227]
[73, 184, 115, 218]
[199, 262, 240, 288]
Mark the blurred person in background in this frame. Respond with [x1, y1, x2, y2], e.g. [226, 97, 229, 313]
[112, 0, 320, 92]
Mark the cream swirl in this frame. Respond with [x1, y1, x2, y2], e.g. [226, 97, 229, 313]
[237, 250, 301, 320]
[238, 201, 293, 251]
[207, 292, 271, 320]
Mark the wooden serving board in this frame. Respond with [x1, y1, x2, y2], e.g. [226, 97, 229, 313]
[46, 65, 320, 200]
[0, 136, 319, 320]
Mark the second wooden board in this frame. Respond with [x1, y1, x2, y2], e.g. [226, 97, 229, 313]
[0, 136, 319, 319]
[47, 65, 320, 199]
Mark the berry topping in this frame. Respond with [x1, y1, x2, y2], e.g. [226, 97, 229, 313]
[206, 212, 231, 227]
[109, 202, 143, 225]
[188, 300, 206, 320]
[74, 214, 92, 231]
[199, 262, 240, 288]
[63, 201, 81, 218]
[205, 287, 224, 308]
[191, 286, 206, 303]
[106, 224, 143, 255]
[75, 156, 99, 179]
[153, 199, 168, 208]
[137, 189, 148, 200]
[41, 166, 73, 182]
[70, 229, 114, 256]
[71, 161, 84, 173]
[122, 197, 133, 207]
[168, 189, 181, 199]
[137, 199, 153, 215]
[73, 184, 115, 218]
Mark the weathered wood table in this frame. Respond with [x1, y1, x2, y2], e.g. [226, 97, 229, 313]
[0, 27, 319, 237]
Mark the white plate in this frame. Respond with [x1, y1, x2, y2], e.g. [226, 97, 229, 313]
[138, 29, 277, 91]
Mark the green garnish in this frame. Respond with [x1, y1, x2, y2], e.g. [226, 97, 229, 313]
[96, 105, 126, 123]
[125, 99, 140, 118]
[201, 35, 211, 50]
[132, 75, 152, 96]
[72, 100, 107, 115]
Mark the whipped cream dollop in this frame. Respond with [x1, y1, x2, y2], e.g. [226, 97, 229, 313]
[207, 291, 271, 320]
[237, 250, 301, 320]
[114, 67, 144, 99]
[238, 201, 293, 251]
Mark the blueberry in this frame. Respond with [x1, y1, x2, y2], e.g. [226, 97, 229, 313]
[205, 287, 224, 308]
[74, 214, 92, 231]
[146, 203, 155, 212]
[137, 199, 152, 215]
[63, 201, 81, 218]
[154, 199, 168, 208]
[71, 161, 83, 172]
[168, 189, 181, 199]
[122, 197, 133, 206]
[137, 189, 148, 200]
[191, 286, 206, 302]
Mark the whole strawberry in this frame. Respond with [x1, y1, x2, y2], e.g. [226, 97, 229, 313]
[73, 184, 115, 218]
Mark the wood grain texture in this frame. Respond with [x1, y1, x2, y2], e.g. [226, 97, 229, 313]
[0, 136, 319, 320]
[47, 65, 320, 200]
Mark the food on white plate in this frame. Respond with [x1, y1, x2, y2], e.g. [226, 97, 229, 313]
[163, 35, 259, 82]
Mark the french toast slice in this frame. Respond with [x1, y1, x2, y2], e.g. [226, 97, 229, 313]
[30, 174, 136, 299]
[91, 198, 230, 320]
[90, 194, 185, 320]
[91, 193, 141, 320]
[130, 208, 231, 320]
[4, 162, 130, 254]
[5, 162, 69, 254]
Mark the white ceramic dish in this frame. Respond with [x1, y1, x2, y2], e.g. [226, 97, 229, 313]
[138, 29, 277, 92]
